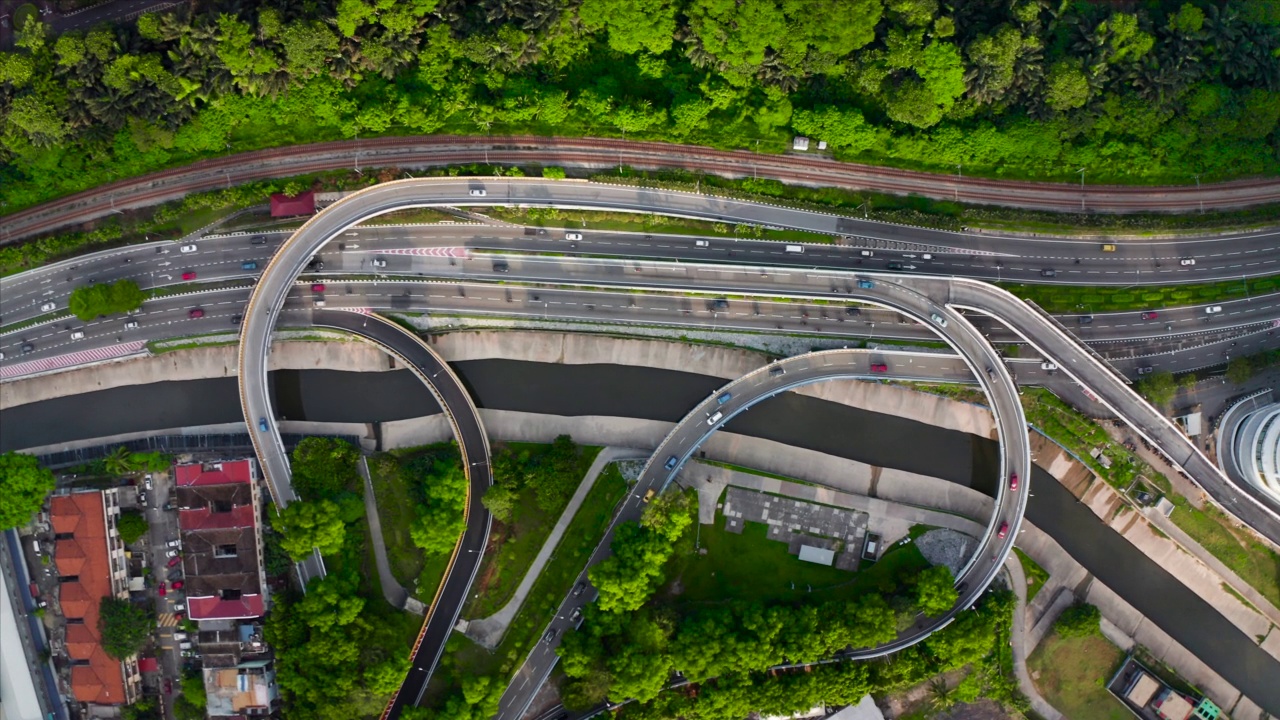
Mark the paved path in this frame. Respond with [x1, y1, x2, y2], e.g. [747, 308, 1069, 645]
[1003, 552, 1066, 720]
[359, 457, 416, 613]
[465, 446, 647, 649]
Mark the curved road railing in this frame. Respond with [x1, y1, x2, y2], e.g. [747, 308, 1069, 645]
[7, 138, 1280, 241]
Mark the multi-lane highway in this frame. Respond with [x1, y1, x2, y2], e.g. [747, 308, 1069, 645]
[5, 136, 1280, 242]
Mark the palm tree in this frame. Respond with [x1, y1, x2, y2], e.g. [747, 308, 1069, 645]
[103, 446, 133, 475]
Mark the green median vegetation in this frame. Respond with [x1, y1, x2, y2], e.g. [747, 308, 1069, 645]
[68, 279, 144, 321]
[1013, 548, 1049, 603]
[1027, 605, 1129, 720]
[1002, 274, 1279, 315]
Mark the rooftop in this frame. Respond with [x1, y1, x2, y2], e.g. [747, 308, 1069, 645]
[203, 662, 278, 717]
[175, 460, 254, 487]
[269, 191, 316, 218]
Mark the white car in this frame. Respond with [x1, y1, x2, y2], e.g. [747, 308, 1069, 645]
[179, 244, 198, 253]
[40, 302, 56, 312]
[1205, 305, 1223, 314]
[166, 540, 180, 548]
[1040, 362, 1058, 371]
[930, 312, 948, 328]
[69, 330, 85, 340]
[165, 549, 179, 558]
[123, 320, 139, 329]
[1180, 258, 1196, 266]
[468, 189, 486, 197]
[144, 477, 153, 490]
[172, 603, 186, 613]
[565, 232, 583, 241]
[707, 411, 724, 426]
[371, 258, 387, 268]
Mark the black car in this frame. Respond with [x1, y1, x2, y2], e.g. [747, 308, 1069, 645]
[542, 629, 558, 643]
[845, 306, 861, 316]
[572, 582, 586, 597]
[250, 235, 267, 244]
[21, 343, 35, 354]
[886, 261, 904, 270]
[492, 260, 510, 273]
[1077, 315, 1094, 325]
[230, 314, 243, 325]
[712, 298, 729, 310]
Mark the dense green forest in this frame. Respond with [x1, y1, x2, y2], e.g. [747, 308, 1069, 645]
[1, 0, 1278, 212]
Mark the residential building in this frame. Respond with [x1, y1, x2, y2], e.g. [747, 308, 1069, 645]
[174, 460, 268, 623]
[49, 489, 141, 709]
[203, 660, 279, 717]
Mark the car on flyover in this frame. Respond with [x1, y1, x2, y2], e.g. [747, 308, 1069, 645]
[664, 455, 679, 470]
[1137, 366, 1154, 375]
[930, 313, 948, 328]
[468, 189, 486, 197]
[311, 283, 325, 292]
[258, 417, 269, 432]
[998, 522, 1010, 539]
[870, 363, 888, 373]
[1009, 473, 1019, 491]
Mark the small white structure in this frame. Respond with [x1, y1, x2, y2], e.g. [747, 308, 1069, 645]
[824, 695, 886, 720]
[793, 136, 810, 151]
[798, 545, 835, 566]
[817, 140, 828, 150]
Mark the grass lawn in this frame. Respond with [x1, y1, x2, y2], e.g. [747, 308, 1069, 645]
[665, 515, 930, 607]
[1027, 630, 1130, 720]
[367, 454, 426, 591]
[1014, 548, 1050, 603]
[356, 518, 426, 651]
[430, 463, 629, 703]
[1169, 500, 1280, 610]
[463, 445, 602, 619]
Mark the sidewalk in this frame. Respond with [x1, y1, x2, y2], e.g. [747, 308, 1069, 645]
[464, 446, 648, 649]
[358, 457, 423, 616]
[1003, 554, 1064, 720]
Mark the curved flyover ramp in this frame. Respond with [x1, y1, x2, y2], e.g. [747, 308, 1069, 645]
[305, 310, 493, 719]
[498, 291, 1032, 720]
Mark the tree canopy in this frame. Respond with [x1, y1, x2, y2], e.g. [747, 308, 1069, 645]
[116, 510, 149, 544]
[915, 564, 958, 616]
[290, 437, 361, 500]
[98, 596, 152, 660]
[0, 452, 55, 530]
[273, 499, 347, 560]
[2, 0, 1278, 215]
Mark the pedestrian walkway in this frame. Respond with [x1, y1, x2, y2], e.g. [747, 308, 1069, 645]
[1003, 553, 1065, 720]
[464, 446, 647, 649]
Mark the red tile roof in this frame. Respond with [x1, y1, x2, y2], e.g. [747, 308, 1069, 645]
[187, 594, 266, 621]
[269, 191, 315, 217]
[137, 657, 159, 673]
[50, 491, 129, 705]
[175, 460, 253, 487]
[179, 504, 256, 531]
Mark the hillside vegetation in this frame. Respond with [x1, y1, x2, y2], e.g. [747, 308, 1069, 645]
[0, 0, 1278, 211]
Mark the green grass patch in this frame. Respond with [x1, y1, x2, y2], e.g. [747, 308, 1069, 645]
[359, 207, 459, 225]
[482, 206, 835, 244]
[0, 312, 69, 336]
[367, 454, 427, 591]
[664, 515, 929, 607]
[1014, 548, 1049, 603]
[1001, 277, 1279, 314]
[1027, 630, 1130, 720]
[13, 4, 37, 32]
[1169, 501, 1280, 611]
[355, 516, 427, 650]
[431, 463, 630, 700]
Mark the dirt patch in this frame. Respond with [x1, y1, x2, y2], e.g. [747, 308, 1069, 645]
[468, 525, 512, 607]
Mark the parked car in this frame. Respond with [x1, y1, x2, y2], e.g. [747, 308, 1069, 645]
[188, 308, 204, 318]
[166, 549, 179, 558]
[570, 607, 583, 623]
[173, 632, 188, 642]
[1141, 311, 1158, 320]
[179, 244, 198, 253]
[144, 477, 153, 491]
[167, 556, 182, 568]
[1009, 473, 1019, 491]
[166, 539, 180, 548]
[171, 581, 184, 590]
[40, 302, 56, 312]
[181, 271, 197, 280]
[997, 522, 1010, 539]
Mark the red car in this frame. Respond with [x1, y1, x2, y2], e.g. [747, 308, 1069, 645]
[870, 363, 888, 373]
[157, 582, 166, 596]
[1009, 472, 1019, 491]
[188, 308, 204, 319]
[167, 555, 182, 567]
[181, 271, 197, 281]
[171, 580, 184, 590]
[311, 283, 325, 293]
[1141, 311, 1158, 320]
[997, 521, 1010, 539]
[173, 612, 185, 622]
[164, 679, 172, 695]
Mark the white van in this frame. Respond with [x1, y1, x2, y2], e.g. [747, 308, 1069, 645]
[785, 245, 804, 254]
[1205, 306, 1222, 314]
[695, 240, 710, 248]
[707, 411, 724, 425]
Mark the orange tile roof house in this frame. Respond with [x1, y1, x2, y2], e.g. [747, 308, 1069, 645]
[50, 489, 141, 709]
[175, 460, 269, 622]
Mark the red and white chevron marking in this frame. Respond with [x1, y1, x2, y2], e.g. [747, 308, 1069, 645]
[1, 341, 148, 380]
[343, 307, 374, 315]
[379, 247, 470, 258]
